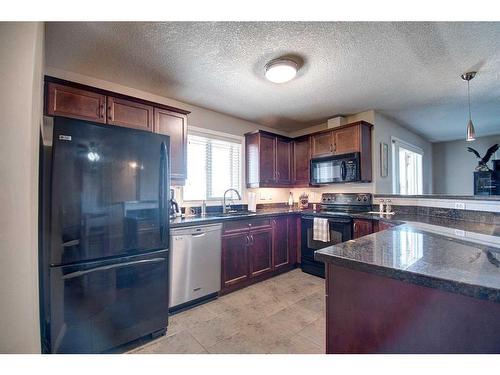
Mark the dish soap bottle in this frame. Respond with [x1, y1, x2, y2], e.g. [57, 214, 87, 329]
[288, 192, 294, 210]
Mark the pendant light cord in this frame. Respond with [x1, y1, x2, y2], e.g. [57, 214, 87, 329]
[467, 79, 472, 121]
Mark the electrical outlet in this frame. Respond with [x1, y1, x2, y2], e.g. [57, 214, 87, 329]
[454, 202, 466, 210]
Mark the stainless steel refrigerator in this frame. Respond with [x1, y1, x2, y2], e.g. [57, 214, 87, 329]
[39, 116, 170, 353]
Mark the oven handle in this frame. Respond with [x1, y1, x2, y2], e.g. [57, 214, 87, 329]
[302, 216, 352, 223]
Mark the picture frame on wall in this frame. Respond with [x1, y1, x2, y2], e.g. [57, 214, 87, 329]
[380, 142, 388, 177]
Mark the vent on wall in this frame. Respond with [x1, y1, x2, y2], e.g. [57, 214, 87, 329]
[327, 116, 347, 129]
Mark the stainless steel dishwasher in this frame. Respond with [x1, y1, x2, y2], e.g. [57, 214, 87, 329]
[169, 223, 222, 312]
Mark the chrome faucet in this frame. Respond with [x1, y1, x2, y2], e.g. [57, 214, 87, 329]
[222, 188, 242, 213]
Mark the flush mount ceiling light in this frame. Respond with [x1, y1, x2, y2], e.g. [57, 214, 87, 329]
[265, 58, 298, 83]
[461, 71, 477, 142]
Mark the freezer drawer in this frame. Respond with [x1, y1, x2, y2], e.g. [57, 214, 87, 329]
[169, 224, 222, 308]
[48, 250, 168, 353]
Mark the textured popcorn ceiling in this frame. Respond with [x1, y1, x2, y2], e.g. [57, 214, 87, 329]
[45, 22, 500, 141]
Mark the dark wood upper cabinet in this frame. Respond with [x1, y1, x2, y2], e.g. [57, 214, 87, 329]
[44, 77, 190, 185]
[292, 136, 310, 186]
[259, 133, 277, 183]
[107, 96, 153, 131]
[245, 131, 292, 188]
[275, 138, 292, 184]
[311, 131, 334, 158]
[46, 82, 106, 123]
[353, 219, 373, 239]
[333, 126, 360, 154]
[310, 122, 372, 158]
[154, 108, 188, 184]
[246, 122, 372, 187]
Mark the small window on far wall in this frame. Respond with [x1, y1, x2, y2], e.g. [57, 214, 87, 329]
[183, 129, 242, 201]
[392, 138, 423, 195]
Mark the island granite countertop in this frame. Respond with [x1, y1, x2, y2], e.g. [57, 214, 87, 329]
[315, 220, 500, 303]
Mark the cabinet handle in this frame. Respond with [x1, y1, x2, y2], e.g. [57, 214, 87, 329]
[99, 104, 104, 119]
[277, 171, 280, 179]
[333, 142, 336, 152]
[250, 235, 254, 245]
[107, 106, 112, 121]
[329, 144, 333, 153]
[245, 235, 250, 247]
[353, 222, 357, 234]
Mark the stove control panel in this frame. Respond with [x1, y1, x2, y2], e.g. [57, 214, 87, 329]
[320, 193, 372, 206]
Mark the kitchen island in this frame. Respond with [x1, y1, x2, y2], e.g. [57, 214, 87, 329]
[315, 220, 500, 353]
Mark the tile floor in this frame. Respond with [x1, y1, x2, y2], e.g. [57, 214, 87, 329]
[129, 269, 325, 354]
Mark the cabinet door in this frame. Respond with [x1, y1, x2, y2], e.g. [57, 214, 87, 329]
[377, 221, 395, 232]
[259, 134, 276, 183]
[353, 219, 373, 239]
[107, 97, 153, 131]
[221, 233, 249, 288]
[248, 228, 273, 278]
[293, 136, 310, 186]
[275, 138, 292, 184]
[154, 108, 188, 183]
[46, 83, 106, 123]
[311, 131, 334, 158]
[272, 217, 289, 270]
[333, 125, 360, 154]
[288, 215, 299, 265]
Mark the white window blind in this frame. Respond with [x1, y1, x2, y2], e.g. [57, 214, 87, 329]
[183, 131, 242, 201]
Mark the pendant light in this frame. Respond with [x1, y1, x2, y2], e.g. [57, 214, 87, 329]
[461, 71, 477, 142]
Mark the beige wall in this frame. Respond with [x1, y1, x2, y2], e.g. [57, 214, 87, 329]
[373, 112, 433, 194]
[0, 22, 44, 353]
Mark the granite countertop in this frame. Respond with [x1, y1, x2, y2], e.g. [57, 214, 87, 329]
[374, 194, 500, 201]
[170, 208, 303, 228]
[315, 220, 500, 303]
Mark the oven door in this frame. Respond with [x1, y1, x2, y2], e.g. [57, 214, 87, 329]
[301, 216, 352, 277]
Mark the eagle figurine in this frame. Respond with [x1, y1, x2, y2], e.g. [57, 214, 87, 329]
[467, 144, 499, 171]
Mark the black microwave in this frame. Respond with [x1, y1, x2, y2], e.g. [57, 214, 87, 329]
[310, 152, 362, 184]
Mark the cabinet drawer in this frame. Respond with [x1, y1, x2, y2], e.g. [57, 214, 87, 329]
[222, 218, 272, 234]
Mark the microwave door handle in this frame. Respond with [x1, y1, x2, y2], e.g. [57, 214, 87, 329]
[341, 161, 347, 181]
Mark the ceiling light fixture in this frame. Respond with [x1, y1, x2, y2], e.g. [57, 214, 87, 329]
[265, 58, 298, 83]
[461, 71, 477, 142]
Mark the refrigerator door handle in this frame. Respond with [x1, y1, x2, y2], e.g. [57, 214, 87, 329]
[62, 257, 166, 280]
[159, 141, 168, 244]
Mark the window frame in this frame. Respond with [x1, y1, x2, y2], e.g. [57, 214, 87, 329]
[182, 126, 244, 203]
[391, 136, 424, 195]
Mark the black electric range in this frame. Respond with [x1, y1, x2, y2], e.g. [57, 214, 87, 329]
[301, 193, 372, 278]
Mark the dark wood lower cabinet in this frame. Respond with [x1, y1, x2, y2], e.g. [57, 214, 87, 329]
[272, 217, 289, 270]
[353, 219, 373, 239]
[221, 232, 249, 289]
[248, 228, 273, 278]
[221, 215, 300, 294]
[326, 264, 500, 353]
